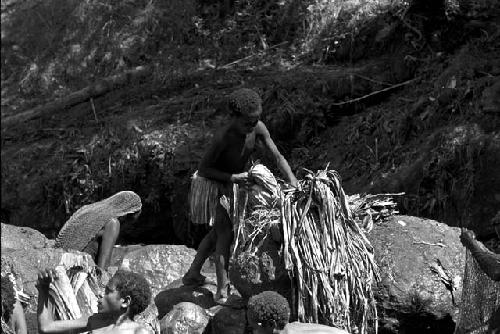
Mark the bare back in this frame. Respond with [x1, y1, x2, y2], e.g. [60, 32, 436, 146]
[89, 316, 149, 334]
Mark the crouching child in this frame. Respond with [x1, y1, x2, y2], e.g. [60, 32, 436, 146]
[37, 269, 151, 334]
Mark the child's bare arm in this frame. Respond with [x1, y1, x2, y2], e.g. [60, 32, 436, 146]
[461, 230, 500, 281]
[37, 270, 89, 334]
[256, 121, 298, 187]
[12, 300, 27, 334]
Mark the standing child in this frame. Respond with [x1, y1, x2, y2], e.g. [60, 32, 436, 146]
[182, 88, 297, 304]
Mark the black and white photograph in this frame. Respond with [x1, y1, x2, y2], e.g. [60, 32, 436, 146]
[1, 0, 499, 333]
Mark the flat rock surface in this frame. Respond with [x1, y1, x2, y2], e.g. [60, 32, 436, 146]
[1, 222, 54, 249]
[160, 302, 210, 334]
[118, 244, 216, 297]
[368, 215, 464, 333]
[155, 278, 216, 319]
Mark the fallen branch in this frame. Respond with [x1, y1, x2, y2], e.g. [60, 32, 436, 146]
[219, 42, 288, 69]
[2, 66, 151, 126]
[329, 77, 419, 108]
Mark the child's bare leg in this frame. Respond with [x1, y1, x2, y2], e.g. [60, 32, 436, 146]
[214, 203, 233, 302]
[183, 229, 216, 285]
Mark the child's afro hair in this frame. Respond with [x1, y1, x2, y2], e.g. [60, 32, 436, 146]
[247, 291, 290, 330]
[111, 270, 151, 318]
[1, 275, 16, 322]
[227, 88, 262, 116]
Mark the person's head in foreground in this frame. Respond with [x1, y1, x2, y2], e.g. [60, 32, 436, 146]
[98, 270, 151, 319]
[228, 88, 263, 134]
[247, 291, 290, 334]
[247, 291, 349, 334]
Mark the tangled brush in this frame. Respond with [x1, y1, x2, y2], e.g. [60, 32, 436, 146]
[236, 164, 380, 333]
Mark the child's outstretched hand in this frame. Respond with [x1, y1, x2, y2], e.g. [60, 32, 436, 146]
[36, 269, 58, 290]
[231, 172, 249, 185]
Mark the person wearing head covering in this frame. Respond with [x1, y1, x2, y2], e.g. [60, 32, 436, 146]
[55, 191, 142, 269]
[183, 88, 298, 305]
[456, 211, 500, 334]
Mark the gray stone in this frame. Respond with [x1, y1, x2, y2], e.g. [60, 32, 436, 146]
[118, 245, 199, 297]
[160, 302, 210, 334]
[135, 303, 161, 334]
[368, 215, 464, 333]
[155, 279, 216, 319]
[1, 223, 53, 249]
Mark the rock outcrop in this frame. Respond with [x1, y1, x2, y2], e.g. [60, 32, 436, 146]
[1, 222, 54, 249]
[155, 279, 216, 319]
[160, 302, 210, 334]
[115, 245, 216, 297]
[369, 215, 464, 333]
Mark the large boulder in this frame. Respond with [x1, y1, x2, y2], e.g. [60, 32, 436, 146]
[155, 279, 216, 319]
[369, 215, 464, 333]
[116, 245, 217, 297]
[160, 302, 210, 334]
[1, 222, 54, 249]
[135, 303, 161, 334]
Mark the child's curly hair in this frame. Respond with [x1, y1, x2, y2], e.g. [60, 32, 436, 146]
[1, 276, 16, 323]
[247, 291, 290, 330]
[228, 88, 262, 116]
[111, 270, 151, 318]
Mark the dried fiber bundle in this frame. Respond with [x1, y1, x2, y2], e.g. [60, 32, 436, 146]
[47, 253, 102, 321]
[347, 193, 403, 233]
[189, 171, 224, 226]
[234, 165, 380, 334]
[248, 164, 279, 208]
[55, 191, 142, 252]
[281, 169, 379, 333]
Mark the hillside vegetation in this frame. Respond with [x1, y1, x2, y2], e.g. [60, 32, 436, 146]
[1, 0, 499, 246]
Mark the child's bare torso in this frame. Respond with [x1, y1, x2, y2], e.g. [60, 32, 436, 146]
[211, 126, 258, 174]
